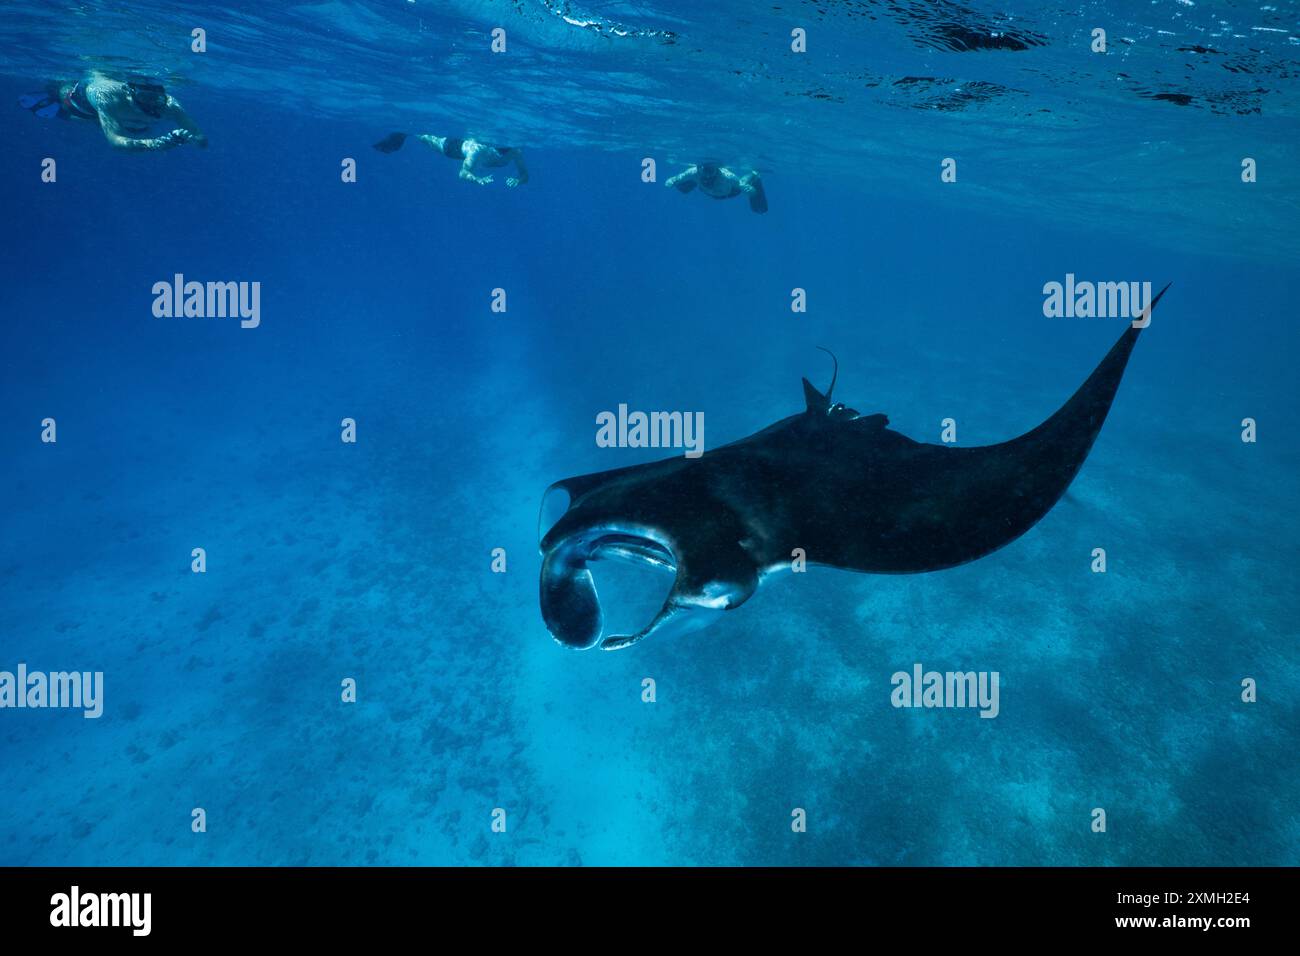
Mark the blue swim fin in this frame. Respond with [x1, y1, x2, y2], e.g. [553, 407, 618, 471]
[372, 132, 409, 153]
[18, 92, 60, 117]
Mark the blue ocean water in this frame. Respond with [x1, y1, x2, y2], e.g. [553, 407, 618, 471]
[1, 1, 1297, 866]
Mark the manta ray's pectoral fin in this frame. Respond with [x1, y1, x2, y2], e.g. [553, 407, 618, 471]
[601, 598, 723, 651]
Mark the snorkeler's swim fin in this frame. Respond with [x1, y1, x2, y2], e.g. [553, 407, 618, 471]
[19, 92, 60, 118]
[747, 177, 768, 214]
[372, 132, 409, 153]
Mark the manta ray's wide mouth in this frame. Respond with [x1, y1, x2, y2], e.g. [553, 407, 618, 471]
[539, 522, 678, 650]
[589, 532, 677, 571]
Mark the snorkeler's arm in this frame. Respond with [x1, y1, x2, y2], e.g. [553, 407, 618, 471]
[665, 166, 698, 192]
[83, 80, 170, 151]
[506, 149, 528, 187]
[162, 97, 208, 147]
[96, 113, 190, 152]
[459, 163, 493, 185]
[458, 145, 494, 185]
[85, 81, 200, 152]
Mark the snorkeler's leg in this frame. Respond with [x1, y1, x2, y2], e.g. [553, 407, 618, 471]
[415, 134, 449, 152]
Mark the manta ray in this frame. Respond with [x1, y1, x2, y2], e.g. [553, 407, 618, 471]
[539, 285, 1169, 651]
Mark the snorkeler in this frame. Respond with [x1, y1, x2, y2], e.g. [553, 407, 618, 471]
[665, 163, 767, 214]
[372, 132, 529, 187]
[18, 72, 207, 152]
